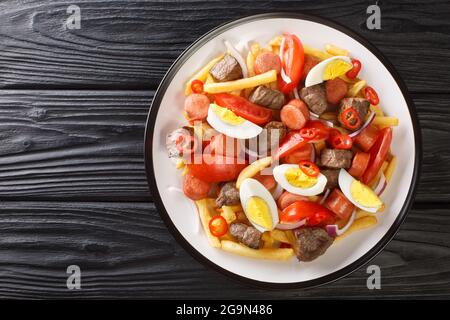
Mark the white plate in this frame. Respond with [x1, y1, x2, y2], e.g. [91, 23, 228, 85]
[145, 13, 421, 288]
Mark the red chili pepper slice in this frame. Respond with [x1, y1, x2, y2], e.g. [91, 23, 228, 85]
[330, 133, 353, 150]
[175, 134, 197, 155]
[346, 59, 362, 79]
[191, 79, 204, 94]
[340, 107, 362, 130]
[299, 127, 317, 140]
[364, 86, 379, 105]
[298, 160, 320, 177]
[208, 215, 228, 237]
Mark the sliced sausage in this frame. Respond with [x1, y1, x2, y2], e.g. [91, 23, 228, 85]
[280, 99, 310, 130]
[183, 172, 211, 200]
[324, 189, 355, 221]
[354, 125, 379, 152]
[253, 173, 277, 191]
[209, 133, 241, 157]
[184, 93, 210, 121]
[348, 152, 371, 179]
[325, 78, 348, 105]
[254, 51, 282, 75]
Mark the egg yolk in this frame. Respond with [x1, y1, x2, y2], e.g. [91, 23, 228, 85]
[323, 59, 353, 81]
[246, 196, 273, 230]
[211, 103, 245, 125]
[350, 180, 383, 208]
[284, 167, 317, 188]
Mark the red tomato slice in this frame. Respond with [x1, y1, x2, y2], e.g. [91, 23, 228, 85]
[280, 200, 336, 226]
[361, 127, 392, 184]
[214, 93, 272, 125]
[278, 34, 304, 93]
[187, 155, 247, 183]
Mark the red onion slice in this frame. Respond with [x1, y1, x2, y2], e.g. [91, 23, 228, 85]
[374, 173, 387, 196]
[325, 210, 356, 237]
[293, 87, 300, 100]
[276, 218, 307, 230]
[319, 189, 331, 205]
[224, 40, 248, 78]
[349, 111, 376, 138]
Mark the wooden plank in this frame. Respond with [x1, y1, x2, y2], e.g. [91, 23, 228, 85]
[0, 90, 447, 202]
[0, 0, 449, 92]
[0, 201, 447, 299]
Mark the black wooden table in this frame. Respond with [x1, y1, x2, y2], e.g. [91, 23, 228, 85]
[0, 0, 449, 299]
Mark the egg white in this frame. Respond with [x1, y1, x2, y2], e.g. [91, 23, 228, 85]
[305, 55, 352, 87]
[338, 169, 381, 213]
[239, 178, 279, 232]
[273, 164, 328, 196]
[206, 106, 262, 139]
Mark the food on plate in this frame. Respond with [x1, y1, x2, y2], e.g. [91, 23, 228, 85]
[165, 33, 398, 262]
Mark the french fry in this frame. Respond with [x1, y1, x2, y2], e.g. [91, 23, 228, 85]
[320, 112, 337, 121]
[268, 36, 283, 47]
[204, 70, 277, 94]
[355, 209, 373, 220]
[284, 230, 296, 247]
[308, 195, 320, 202]
[185, 54, 224, 95]
[236, 156, 272, 188]
[384, 156, 397, 183]
[195, 199, 221, 248]
[369, 104, 384, 117]
[221, 206, 237, 224]
[205, 73, 215, 84]
[347, 80, 366, 97]
[369, 161, 389, 188]
[221, 240, 294, 260]
[372, 116, 399, 127]
[262, 232, 275, 249]
[325, 44, 349, 56]
[339, 74, 359, 84]
[336, 216, 377, 241]
[270, 230, 290, 244]
[303, 45, 333, 61]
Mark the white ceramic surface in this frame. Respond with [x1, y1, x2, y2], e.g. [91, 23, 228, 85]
[148, 16, 418, 285]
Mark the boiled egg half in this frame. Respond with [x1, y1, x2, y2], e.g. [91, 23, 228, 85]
[207, 103, 262, 139]
[338, 169, 383, 213]
[273, 164, 327, 196]
[305, 56, 352, 87]
[239, 178, 279, 232]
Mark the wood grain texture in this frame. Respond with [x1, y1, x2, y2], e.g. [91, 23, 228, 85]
[0, 90, 446, 202]
[0, 0, 449, 92]
[0, 201, 447, 299]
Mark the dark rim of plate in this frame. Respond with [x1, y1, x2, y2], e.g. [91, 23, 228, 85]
[144, 12, 422, 289]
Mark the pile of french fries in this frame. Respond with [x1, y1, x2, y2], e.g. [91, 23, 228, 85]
[183, 37, 399, 261]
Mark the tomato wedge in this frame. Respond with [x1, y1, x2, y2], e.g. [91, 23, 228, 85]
[214, 93, 272, 125]
[301, 120, 331, 142]
[280, 200, 336, 227]
[273, 130, 308, 159]
[361, 127, 393, 184]
[188, 155, 247, 183]
[278, 34, 304, 93]
[209, 215, 228, 237]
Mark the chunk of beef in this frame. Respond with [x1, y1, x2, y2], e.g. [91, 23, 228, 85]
[229, 223, 263, 249]
[209, 54, 243, 82]
[293, 227, 334, 262]
[216, 182, 240, 208]
[321, 169, 340, 189]
[263, 121, 287, 153]
[300, 84, 328, 115]
[249, 86, 286, 110]
[338, 98, 370, 130]
[320, 148, 353, 169]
